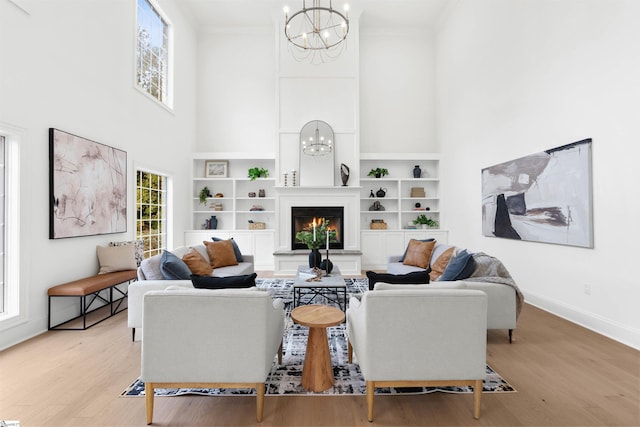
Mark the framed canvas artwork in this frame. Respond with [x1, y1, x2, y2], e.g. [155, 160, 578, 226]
[49, 128, 127, 239]
[205, 160, 228, 178]
[481, 138, 593, 248]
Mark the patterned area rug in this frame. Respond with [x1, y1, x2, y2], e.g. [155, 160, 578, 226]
[121, 278, 516, 397]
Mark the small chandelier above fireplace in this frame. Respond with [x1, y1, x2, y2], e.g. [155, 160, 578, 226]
[300, 120, 333, 157]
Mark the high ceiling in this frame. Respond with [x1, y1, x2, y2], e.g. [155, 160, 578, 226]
[177, 0, 450, 31]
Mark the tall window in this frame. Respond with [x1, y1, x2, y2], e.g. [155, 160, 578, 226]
[0, 137, 5, 314]
[136, 170, 167, 258]
[136, 0, 172, 107]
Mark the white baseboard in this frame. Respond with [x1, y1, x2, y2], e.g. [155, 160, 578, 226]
[524, 291, 640, 351]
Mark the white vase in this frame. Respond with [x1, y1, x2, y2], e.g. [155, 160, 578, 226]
[421, 224, 428, 229]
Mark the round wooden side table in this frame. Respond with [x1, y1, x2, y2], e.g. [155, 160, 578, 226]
[291, 304, 345, 392]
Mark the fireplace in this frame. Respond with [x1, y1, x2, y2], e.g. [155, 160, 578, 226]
[291, 206, 344, 250]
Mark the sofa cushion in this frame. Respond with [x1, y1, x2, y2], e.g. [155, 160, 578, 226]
[160, 250, 192, 280]
[430, 246, 456, 281]
[203, 240, 239, 269]
[190, 273, 257, 289]
[399, 238, 435, 262]
[182, 248, 214, 276]
[366, 270, 430, 290]
[96, 244, 137, 274]
[439, 249, 476, 281]
[212, 237, 244, 262]
[402, 239, 436, 269]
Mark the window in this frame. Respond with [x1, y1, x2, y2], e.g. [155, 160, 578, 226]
[136, 170, 167, 258]
[0, 137, 5, 314]
[136, 0, 172, 107]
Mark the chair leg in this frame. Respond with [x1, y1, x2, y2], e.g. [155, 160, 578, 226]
[366, 381, 375, 422]
[509, 329, 513, 343]
[132, 328, 136, 342]
[473, 379, 482, 419]
[278, 340, 283, 365]
[256, 382, 265, 422]
[145, 382, 154, 425]
[347, 339, 353, 364]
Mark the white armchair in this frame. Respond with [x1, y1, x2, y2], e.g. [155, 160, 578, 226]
[141, 288, 285, 424]
[346, 287, 488, 422]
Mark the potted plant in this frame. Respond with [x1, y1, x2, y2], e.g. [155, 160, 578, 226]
[248, 167, 269, 181]
[295, 219, 335, 268]
[367, 168, 389, 178]
[413, 214, 439, 229]
[198, 186, 211, 205]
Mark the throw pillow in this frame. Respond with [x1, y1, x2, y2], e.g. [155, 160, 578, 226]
[402, 239, 436, 269]
[190, 273, 257, 289]
[109, 240, 144, 267]
[182, 248, 213, 276]
[203, 240, 239, 269]
[429, 246, 456, 281]
[212, 237, 244, 262]
[139, 255, 163, 280]
[439, 249, 477, 281]
[160, 250, 192, 280]
[398, 238, 435, 262]
[366, 270, 430, 291]
[96, 244, 137, 274]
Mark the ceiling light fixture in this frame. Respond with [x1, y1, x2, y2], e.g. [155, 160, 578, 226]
[284, 0, 349, 64]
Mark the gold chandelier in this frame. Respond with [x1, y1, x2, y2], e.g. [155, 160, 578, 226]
[284, 0, 350, 64]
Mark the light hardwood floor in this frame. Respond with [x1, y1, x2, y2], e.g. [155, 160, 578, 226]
[0, 285, 638, 426]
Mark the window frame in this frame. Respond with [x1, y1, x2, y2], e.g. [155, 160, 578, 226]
[134, 0, 174, 111]
[0, 122, 23, 329]
[135, 167, 172, 259]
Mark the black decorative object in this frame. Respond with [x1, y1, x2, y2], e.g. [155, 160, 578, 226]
[369, 190, 375, 198]
[308, 249, 322, 268]
[413, 165, 422, 178]
[340, 163, 350, 186]
[376, 187, 387, 197]
[207, 215, 218, 230]
[320, 258, 333, 275]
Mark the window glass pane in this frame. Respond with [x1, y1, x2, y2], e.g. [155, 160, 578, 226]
[136, 0, 170, 106]
[136, 169, 167, 258]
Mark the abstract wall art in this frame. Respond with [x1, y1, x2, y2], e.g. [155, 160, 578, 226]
[49, 128, 127, 239]
[481, 139, 593, 248]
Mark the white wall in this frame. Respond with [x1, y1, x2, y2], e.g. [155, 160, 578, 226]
[360, 29, 437, 153]
[436, 0, 640, 349]
[0, 0, 197, 350]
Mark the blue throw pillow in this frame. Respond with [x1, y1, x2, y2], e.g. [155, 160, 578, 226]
[398, 238, 436, 262]
[160, 250, 192, 280]
[190, 273, 257, 289]
[366, 270, 430, 291]
[439, 250, 476, 281]
[212, 237, 244, 262]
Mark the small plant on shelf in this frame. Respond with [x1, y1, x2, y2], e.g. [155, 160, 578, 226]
[248, 167, 269, 180]
[367, 168, 389, 178]
[413, 214, 439, 228]
[198, 186, 211, 204]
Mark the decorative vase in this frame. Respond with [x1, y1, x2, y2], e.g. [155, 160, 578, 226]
[320, 258, 333, 274]
[209, 216, 218, 230]
[413, 165, 422, 178]
[308, 249, 322, 268]
[258, 189, 265, 197]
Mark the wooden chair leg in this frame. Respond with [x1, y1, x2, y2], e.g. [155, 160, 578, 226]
[145, 382, 154, 425]
[132, 328, 136, 342]
[256, 383, 265, 422]
[278, 340, 283, 365]
[347, 339, 353, 364]
[366, 381, 375, 422]
[473, 379, 482, 419]
[509, 329, 513, 343]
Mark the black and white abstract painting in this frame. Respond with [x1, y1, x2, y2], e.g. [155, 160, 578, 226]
[481, 139, 593, 248]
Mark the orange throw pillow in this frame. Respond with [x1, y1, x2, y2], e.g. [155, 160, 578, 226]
[203, 240, 239, 269]
[182, 248, 213, 276]
[402, 239, 437, 269]
[430, 247, 455, 281]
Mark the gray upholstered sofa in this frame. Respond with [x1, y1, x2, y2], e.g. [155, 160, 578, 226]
[385, 242, 524, 342]
[128, 243, 255, 340]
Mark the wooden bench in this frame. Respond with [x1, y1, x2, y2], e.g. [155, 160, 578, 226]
[48, 270, 137, 330]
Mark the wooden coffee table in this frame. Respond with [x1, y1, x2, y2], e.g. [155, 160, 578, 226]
[290, 304, 345, 392]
